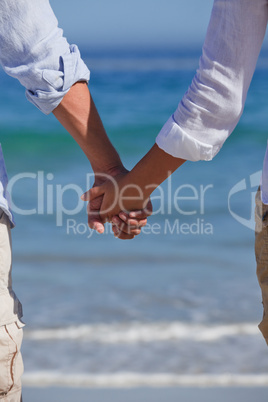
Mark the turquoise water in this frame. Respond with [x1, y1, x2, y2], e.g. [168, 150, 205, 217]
[0, 47, 268, 386]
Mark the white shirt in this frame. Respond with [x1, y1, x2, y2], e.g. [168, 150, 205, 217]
[156, 0, 268, 203]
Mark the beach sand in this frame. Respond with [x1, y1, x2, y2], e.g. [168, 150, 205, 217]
[23, 386, 268, 402]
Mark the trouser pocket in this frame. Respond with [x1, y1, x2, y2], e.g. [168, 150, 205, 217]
[0, 321, 24, 399]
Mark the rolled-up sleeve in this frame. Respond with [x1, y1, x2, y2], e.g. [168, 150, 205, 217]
[0, 0, 90, 114]
[156, 0, 268, 161]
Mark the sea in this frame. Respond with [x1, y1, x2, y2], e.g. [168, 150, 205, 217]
[0, 45, 268, 388]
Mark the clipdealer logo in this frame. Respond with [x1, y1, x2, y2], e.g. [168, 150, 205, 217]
[7, 169, 263, 233]
[6, 171, 215, 236]
[228, 170, 261, 231]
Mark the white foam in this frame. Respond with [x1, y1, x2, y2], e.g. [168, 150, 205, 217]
[22, 372, 268, 388]
[24, 322, 259, 343]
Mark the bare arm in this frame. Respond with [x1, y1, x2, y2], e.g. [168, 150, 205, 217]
[53, 82, 123, 176]
[53, 82, 151, 238]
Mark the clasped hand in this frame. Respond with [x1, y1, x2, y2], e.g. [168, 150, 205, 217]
[81, 170, 152, 240]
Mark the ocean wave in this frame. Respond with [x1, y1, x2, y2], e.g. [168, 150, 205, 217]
[22, 372, 268, 388]
[24, 322, 259, 343]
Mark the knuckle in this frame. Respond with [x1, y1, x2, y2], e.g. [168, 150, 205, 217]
[128, 219, 139, 226]
[132, 229, 141, 235]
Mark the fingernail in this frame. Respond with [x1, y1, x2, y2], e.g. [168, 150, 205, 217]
[94, 224, 104, 234]
[81, 194, 85, 201]
[129, 212, 136, 218]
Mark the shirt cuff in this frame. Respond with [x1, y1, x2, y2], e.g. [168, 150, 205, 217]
[155, 115, 222, 162]
[25, 44, 90, 115]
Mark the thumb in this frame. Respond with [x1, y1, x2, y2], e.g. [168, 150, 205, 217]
[81, 185, 105, 201]
[88, 216, 105, 234]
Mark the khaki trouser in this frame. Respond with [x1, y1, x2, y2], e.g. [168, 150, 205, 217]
[255, 188, 268, 345]
[0, 211, 24, 401]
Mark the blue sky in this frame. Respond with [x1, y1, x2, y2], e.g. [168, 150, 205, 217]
[50, 0, 215, 50]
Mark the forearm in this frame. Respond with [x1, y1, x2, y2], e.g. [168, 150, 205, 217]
[53, 82, 124, 175]
[123, 144, 185, 199]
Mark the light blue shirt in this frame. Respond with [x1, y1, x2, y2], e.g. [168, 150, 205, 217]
[0, 145, 14, 225]
[0, 0, 90, 225]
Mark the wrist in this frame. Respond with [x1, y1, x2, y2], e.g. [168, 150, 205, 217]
[93, 163, 128, 187]
[102, 164, 128, 177]
[118, 170, 152, 207]
[91, 151, 126, 177]
[94, 163, 127, 176]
